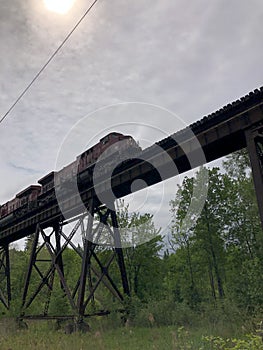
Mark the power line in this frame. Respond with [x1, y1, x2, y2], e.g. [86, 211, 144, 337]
[0, 0, 100, 125]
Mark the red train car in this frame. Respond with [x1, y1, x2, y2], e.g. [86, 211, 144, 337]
[38, 172, 56, 195]
[7, 197, 20, 214]
[0, 185, 41, 221]
[77, 132, 140, 173]
[0, 203, 8, 217]
[16, 185, 41, 208]
[0, 132, 141, 223]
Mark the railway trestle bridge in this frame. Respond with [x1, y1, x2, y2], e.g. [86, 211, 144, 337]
[0, 87, 263, 328]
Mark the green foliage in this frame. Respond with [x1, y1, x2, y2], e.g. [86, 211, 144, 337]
[116, 202, 164, 300]
[223, 149, 251, 180]
[1, 149, 263, 347]
[202, 334, 263, 350]
[168, 156, 263, 315]
[48, 286, 70, 316]
[132, 299, 197, 327]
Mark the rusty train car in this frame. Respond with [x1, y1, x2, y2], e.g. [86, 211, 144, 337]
[0, 132, 141, 228]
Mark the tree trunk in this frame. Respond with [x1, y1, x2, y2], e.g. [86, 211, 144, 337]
[208, 258, 216, 300]
[204, 204, 225, 299]
[185, 240, 199, 305]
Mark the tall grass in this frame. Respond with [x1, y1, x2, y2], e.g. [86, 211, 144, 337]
[0, 314, 261, 350]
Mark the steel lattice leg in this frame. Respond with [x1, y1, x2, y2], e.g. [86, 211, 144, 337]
[246, 125, 263, 228]
[20, 203, 130, 327]
[0, 245, 11, 309]
[76, 199, 130, 328]
[20, 223, 73, 317]
[21, 226, 40, 311]
[110, 208, 130, 296]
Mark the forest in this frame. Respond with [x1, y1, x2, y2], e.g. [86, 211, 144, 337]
[0, 149, 262, 349]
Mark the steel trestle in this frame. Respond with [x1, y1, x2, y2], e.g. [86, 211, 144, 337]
[20, 199, 130, 327]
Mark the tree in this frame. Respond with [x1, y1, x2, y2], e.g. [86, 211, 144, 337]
[116, 202, 164, 300]
[223, 149, 263, 259]
[169, 168, 235, 304]
[169, 176, 200, 306]
[222, 150, 263, 311]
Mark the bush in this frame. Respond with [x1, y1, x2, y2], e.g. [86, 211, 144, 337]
[131, 299, 197, 327]
[203, 334, 263, 349]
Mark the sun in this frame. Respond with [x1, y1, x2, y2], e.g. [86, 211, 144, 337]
[44, 0, 76, 14]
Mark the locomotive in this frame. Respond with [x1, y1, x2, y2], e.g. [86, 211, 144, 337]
[0, 132, 141, 228]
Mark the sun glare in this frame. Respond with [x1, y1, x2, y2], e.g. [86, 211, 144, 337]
[44, 0, 76, 14]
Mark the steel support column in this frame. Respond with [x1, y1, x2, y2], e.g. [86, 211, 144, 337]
[245, 124, 263, 228]
[20, 200, 130, 328]
[110, 208, 130, 296]
[76, 199, 130, 328]
[77, 199, 94, 325]
[0, 244, 11, 309]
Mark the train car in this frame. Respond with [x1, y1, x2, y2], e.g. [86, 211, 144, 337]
[77, 132, 141, 173]
[55, 160, 78, 187]
[0, 185, 41, 225]
[0, 202, 9, 218]
[0, 132, 141, 227]
[98, 132, 141, 160]
[37, 171, 57, 206]
[0, 197, 19, 219]
[7, 197, 20, 214]
[38, 172, 56, 195]
[16, 185, 41, 213]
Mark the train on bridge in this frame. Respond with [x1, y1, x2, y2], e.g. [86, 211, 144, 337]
[0, 132, 141, 229]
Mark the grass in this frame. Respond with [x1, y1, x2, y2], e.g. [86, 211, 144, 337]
[0, 325, 200, 350]
[0, 326, 229, 350]
[0, 317, 260, 350]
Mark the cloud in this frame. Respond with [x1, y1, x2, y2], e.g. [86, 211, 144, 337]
[7, 162, 41, 175]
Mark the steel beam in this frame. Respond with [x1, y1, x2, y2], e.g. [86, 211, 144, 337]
[246, 124, 263, 228]
[20, 201, 130, 327]
[77, 199, 94, 322]
[0, 245, 11, 309]
[110, 208, 130, 296]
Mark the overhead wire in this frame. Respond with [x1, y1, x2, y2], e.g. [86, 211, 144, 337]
[0, 0, 100, 125]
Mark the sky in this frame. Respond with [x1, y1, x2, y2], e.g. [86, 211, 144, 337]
[0, 0, 263, 246]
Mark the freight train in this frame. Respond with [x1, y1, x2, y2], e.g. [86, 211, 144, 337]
[0, 132, 141, 229]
